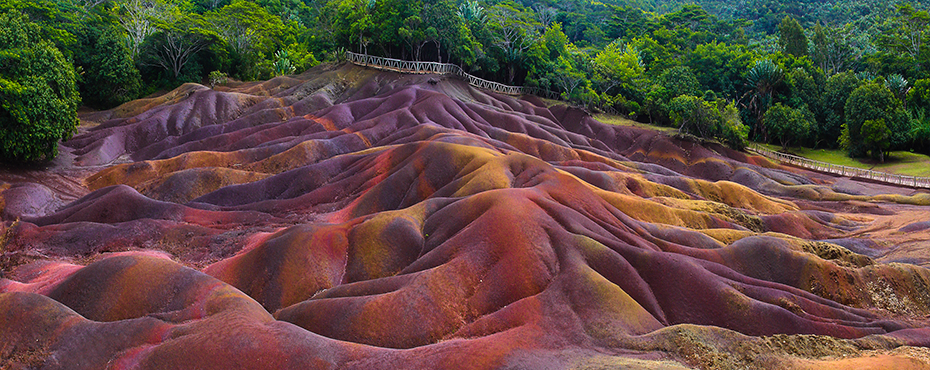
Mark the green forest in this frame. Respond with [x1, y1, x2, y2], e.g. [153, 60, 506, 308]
[3, 0, 930, 162]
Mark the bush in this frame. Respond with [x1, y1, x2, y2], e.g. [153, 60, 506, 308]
[273, 50, 296, 76]
[209, 70, 228, 88]
[0, 12, 80, 162]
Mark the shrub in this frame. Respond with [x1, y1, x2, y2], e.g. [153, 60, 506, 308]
[209, 70, 228, 88]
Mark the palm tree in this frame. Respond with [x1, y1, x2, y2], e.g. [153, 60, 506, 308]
[457, 0, 485, 23]
[885, 74, 910, 108]
[742, 59, 783, 140]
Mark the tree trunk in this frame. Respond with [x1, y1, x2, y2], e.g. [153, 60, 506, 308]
[416, 42, 426, 62]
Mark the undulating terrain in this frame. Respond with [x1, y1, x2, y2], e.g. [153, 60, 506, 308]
[2, 63, 930, 369]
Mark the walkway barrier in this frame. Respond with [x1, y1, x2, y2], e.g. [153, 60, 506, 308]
[346, 51, 560, 99]
[747, 143, 930, 189]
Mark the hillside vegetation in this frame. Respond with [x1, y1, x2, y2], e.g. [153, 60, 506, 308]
[2, 0, 930, 163]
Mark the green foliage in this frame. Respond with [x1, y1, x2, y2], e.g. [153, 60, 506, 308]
[542, 23, 569, 59]
[785, 68, 820, 113]
[764, 103, 812, 149]
[140, 10, 217, 82]
[629, 36, 677, 76]
[644, 66, 700, 125]
[593, 41, 646, 97]
[272, 49, 296, 76]
[0, 0, 82, 53]
[457, 0, 485, 24]
[811, 22, 861, 76]
[778, 16, 807, 57]
[875, 4, 930, 71]
[659, 66, 702, 98]
[909, 109, 930, 152]
[669, 95, 748, 149]
[885, 74, 910, 103]
[744, 59, 784, 139]
[207, 1, 287, 55]
[844, 82, 900, 157]
[325, 46, 347, 63]
[819, 71, 863, 147]
[669, 95, 708, 134]
[76, 24, 142, 108]
[0, 12, 80, 162]
[861, 118, 891, 161]
[685, 41, 754, 99]
[204, 0, 290, 80]
[907, 78, 930, 113]
[208, 70, 227, 88]
[5, 0, 930, 162]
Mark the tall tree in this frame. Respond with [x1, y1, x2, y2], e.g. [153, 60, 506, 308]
[743, 59, 784, 140]
[76, 23, 142, 108]
[142, 10, 216, 81]
[811, 22, 858, 76]
[592, 40, 645, 96]
[877, 4, 930, 70]
[330, 0, 376, 54]
[764, 103, 812, 150]
[207, 1, 285, 57]
[457, 0, 484, 24]
[843, 82, 902, 157]
[489, 2, 538, 84]
[778, 15, 807, 57]
[115, 0, 172, 59]
[819, 72, 862, 148]
[860, 118, 891, 162]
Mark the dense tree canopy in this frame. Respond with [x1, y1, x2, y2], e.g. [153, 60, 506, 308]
[3, 0, 930, 158]
[842, 82, 909, 158]
[0, 12, 80, 162]
[778, 16, 807, 57]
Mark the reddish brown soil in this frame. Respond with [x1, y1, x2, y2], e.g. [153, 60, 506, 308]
[1, 63, 929, 369]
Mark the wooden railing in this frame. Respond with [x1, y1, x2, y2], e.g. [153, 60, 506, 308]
[346, 51, 560, 99]
[747, 143, 930, 189]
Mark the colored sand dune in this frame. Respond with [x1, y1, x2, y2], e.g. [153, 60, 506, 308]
[2, 64, 930, 369]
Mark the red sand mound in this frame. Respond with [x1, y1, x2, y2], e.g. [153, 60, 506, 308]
[2, 63, 930, 369]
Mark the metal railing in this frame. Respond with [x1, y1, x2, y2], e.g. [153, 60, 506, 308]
[346, 51, 560, 99]
[748, 143, 930, 189]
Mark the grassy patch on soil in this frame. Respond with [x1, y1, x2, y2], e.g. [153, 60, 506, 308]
[595, 114, 678, 134]
[759, 143, 930, 177]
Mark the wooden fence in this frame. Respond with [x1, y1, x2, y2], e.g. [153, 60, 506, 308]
[748, 143, 930, 189]
[346, 51, 560, 99]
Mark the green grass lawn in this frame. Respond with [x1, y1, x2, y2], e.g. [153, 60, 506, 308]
[759, 143, 930, 177]
[593, 113, 930, 178]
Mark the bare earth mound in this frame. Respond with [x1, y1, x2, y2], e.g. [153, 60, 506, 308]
[2, 63, 930, 369]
